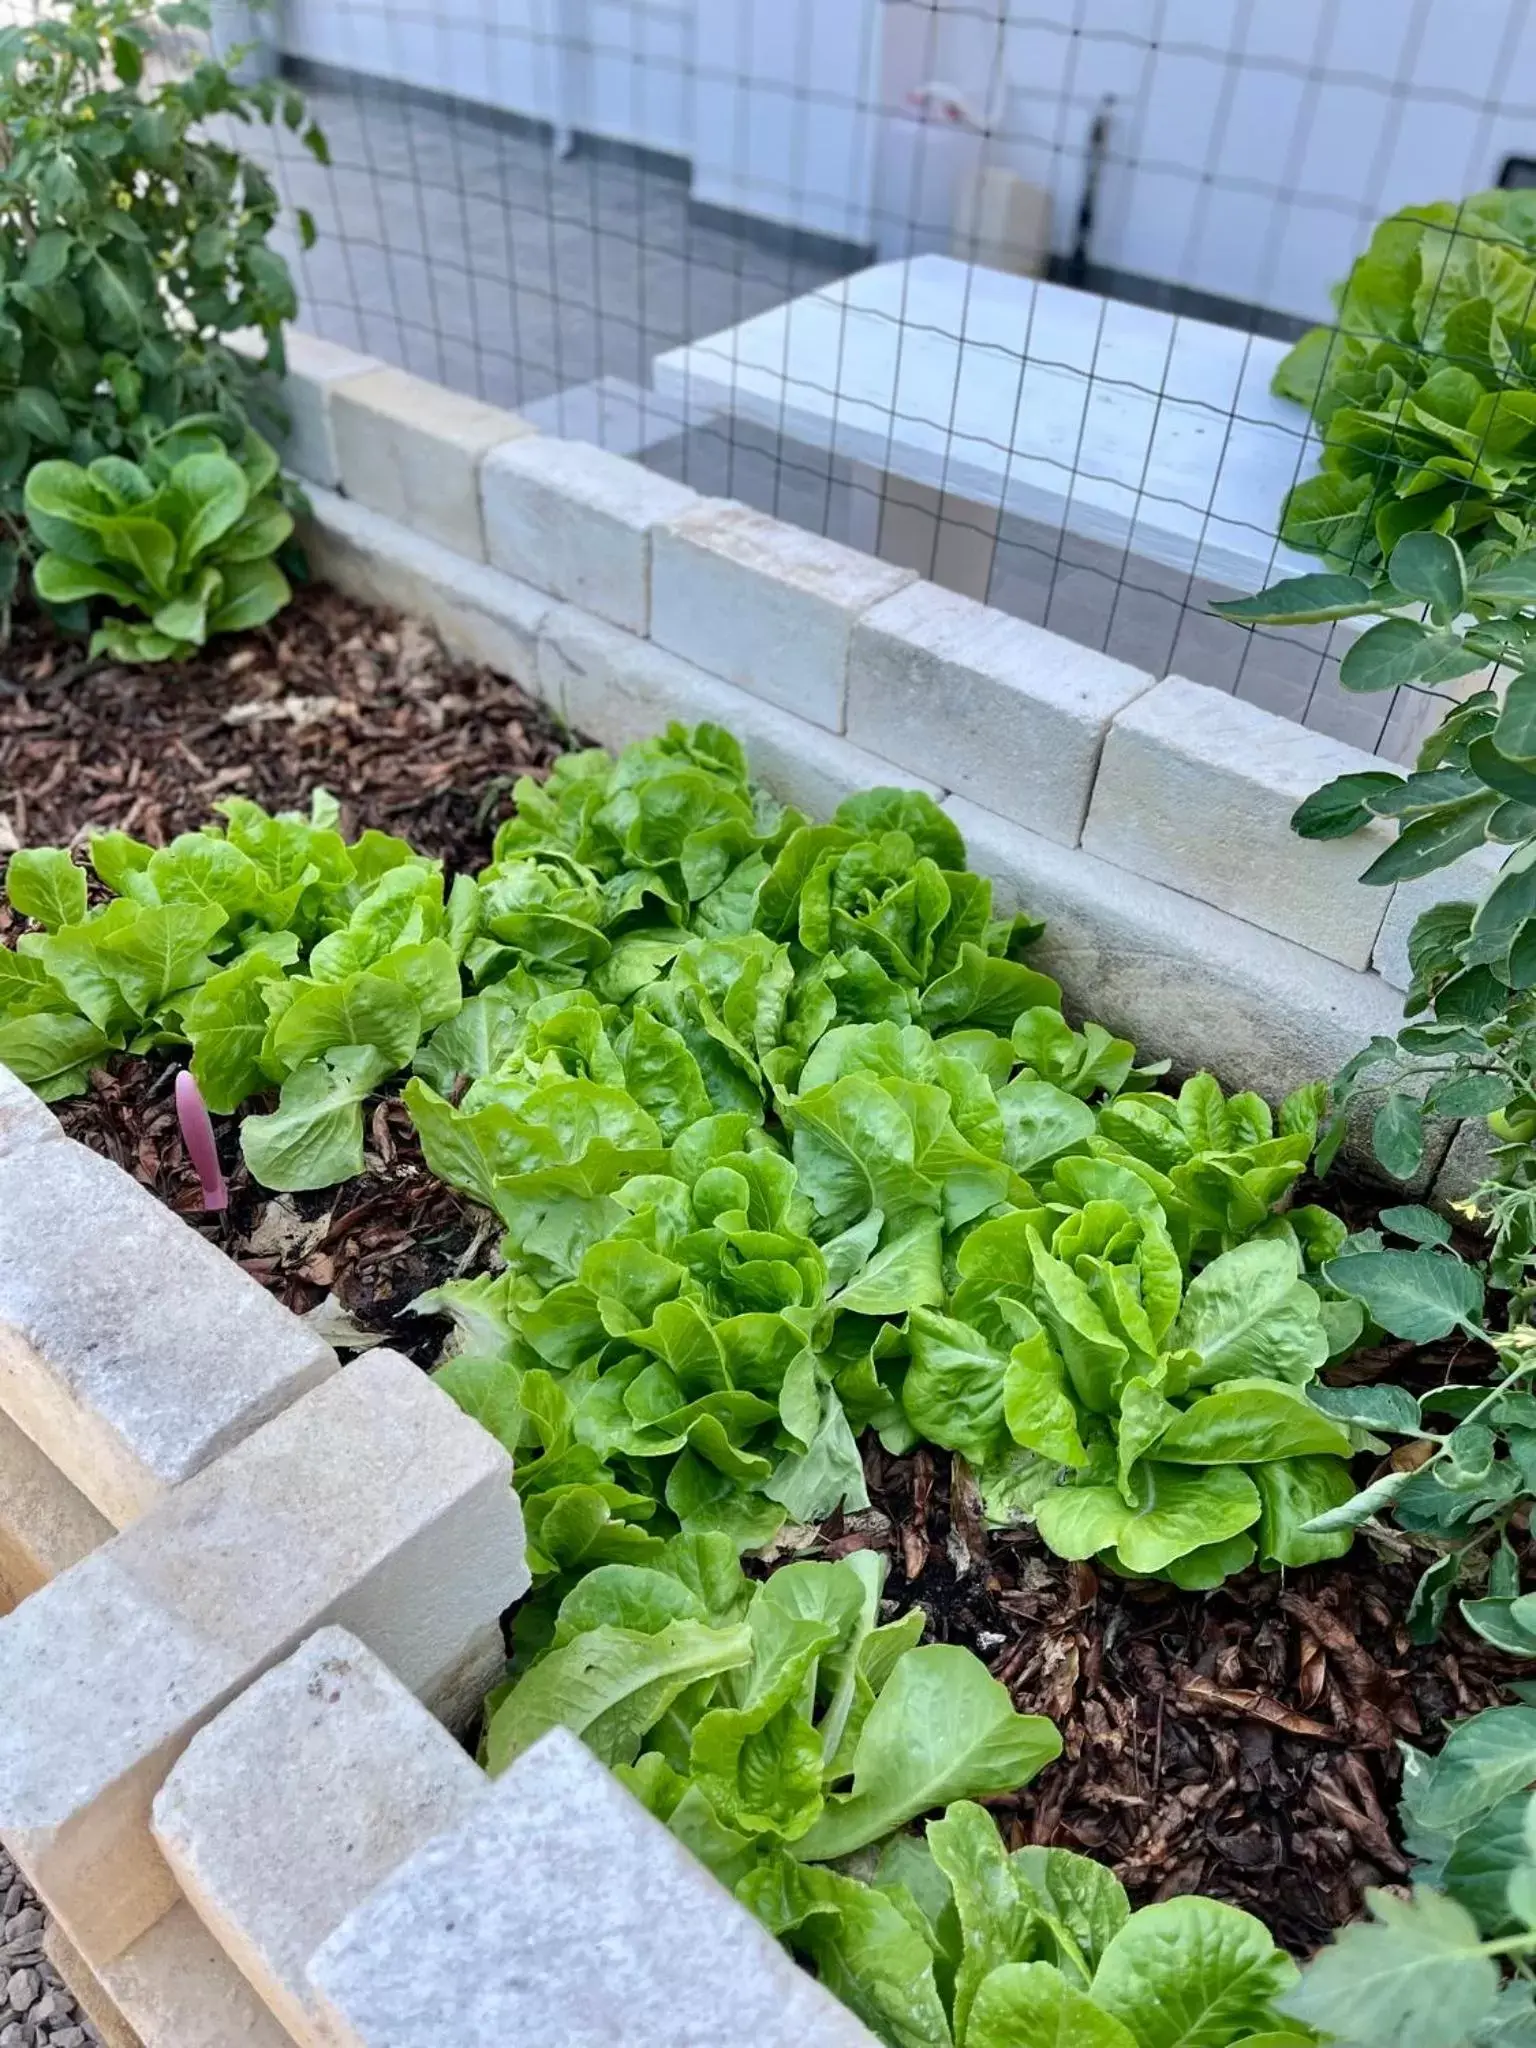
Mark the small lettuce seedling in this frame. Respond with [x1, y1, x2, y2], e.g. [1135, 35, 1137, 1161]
[24, 426, 292, 661]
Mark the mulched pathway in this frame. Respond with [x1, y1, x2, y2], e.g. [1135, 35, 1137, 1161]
[6, 584, 1529, 1970]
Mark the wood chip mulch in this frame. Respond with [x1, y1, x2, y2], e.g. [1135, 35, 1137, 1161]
[0, 582, 570, 867]
[807, 1445, 1530, 1958]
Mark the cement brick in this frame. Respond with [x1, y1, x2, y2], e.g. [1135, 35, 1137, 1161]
[541, 605, 942, 820]
[946, 794, 1436, 1182]
[1082, 675, 1397, 969]
[330, 367, 535, 559]
[0, 1349, 526, 1967]
[71, 1903, 292, 2048]
[274, 332, 384, 490]
[306, 1727, 876, 2048]
[0, 1061, 62, 1159]
[651, 500, 915, 732]
[1373, 839, 1506, 992]
[154, 1628, 486, 2048]
[232, 328, 383, 489]
[302, 489, 552, 696]
[0, 1409, 110, 1613]
[0, 1139, 336, 1528]
[1432, 1116, 1498, 1211]
[43, 1919, 146, 2048]
[848, 581, 1151, 846]
[482, 437, 698, 632]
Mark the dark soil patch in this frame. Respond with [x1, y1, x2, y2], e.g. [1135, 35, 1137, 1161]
[0, 583, 569, 869]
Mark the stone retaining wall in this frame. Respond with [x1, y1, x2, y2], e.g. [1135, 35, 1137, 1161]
[0, 332, 1500, 2043]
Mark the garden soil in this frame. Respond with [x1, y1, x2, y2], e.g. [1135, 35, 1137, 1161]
[6, 588, 1528, 1968]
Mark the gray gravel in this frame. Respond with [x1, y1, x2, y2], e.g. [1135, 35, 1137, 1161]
[0, 1853, 100, 2048]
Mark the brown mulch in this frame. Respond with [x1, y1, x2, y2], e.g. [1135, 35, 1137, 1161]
[0, 583, 569, 868]
[801, 1445, 1527, 1959]
[53, 1056, 483, 1368]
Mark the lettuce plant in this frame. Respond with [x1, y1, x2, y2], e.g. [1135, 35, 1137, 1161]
[487, 1537, 1303, 2048]
[24, 427, 292, 659]
[486, 1542, 1058, 1849]
[3, 721, 1360, 1586]
[1, 790, 473, 1186]
[759, 1801, 1302, 2048]
[1267, 188, 1536, 578]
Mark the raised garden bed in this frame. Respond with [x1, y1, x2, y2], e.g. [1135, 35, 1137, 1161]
[4, 578, 1532, 2048]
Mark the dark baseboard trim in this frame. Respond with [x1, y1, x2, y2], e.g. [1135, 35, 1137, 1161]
[1047, 256, 1310, 342]
[686, 199, 874, 275]
[280, 56, 691, 184]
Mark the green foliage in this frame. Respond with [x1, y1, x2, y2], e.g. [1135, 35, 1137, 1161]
[1225, 532, 1536, 1297]
[1284, 1701, 1536, 2048]
[1262, 190, 1536, 579]
[488, 1546, 1059, 1866]
[749, 1793, 1299, 2048]
[1293, 1215, 1536, 1644]
[24, 428, 291, 659]
[0, 0, 323, 614]
[1, 787, 462, 1178]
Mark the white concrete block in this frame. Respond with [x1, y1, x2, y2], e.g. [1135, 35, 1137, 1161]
[306, 1727, 876, 2048]
[302, 489, 552, 696]
[90, 1903, 293, 2048]
[330, 367, 536, 560]
[154, 1629, 486, 2048]
[947, 794, 1433, 1180]
[279, 333, 384, 490]
[0, 1349, 526, 1967]
[43, 1917, 145, 2048]
[848, 581, 1151, 846]
[651, 500, 915, 732]
[542, 605, 942, 821]
[0, 1061, 62, 1159]
[1432, 1116, 1497, 1211]
[482, 437, 698, 632]
[0, 1408, 110, 1613]
[1373, 839, 1506, 992]
[0, 1139, 336, 1528]
[1082, 676, 1397, 969]
[231, 330, 382, 489]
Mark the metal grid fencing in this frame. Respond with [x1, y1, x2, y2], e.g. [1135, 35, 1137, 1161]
[213, 0, 1536, 760]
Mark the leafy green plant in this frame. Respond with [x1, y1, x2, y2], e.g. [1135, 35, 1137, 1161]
[1285, 1700, 1536, 2048]
[3, 724, 1360, 1582]
[1217, 529, 1536, 1297]
[486, 1544, 1059, 1865]
[1266, 188, 1536, 579]
[0, 0, 326, 612]
[762, 1818, 1303, 2048]
[1, 790, 473, 1183]
[1296, 1224, 1536, 1646]
[24, 427, 291, 658]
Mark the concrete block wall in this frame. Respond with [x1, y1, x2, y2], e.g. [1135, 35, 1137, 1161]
[0, 1080, 874, 2046]
[274, 332, 1481, 1184]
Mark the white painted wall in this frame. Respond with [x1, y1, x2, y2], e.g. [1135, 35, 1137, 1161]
[875, 0, 1536, 321]
[278, 0, 1536, 319]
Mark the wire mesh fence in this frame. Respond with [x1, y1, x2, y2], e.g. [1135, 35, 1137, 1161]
[209, 0, 1536, 760]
